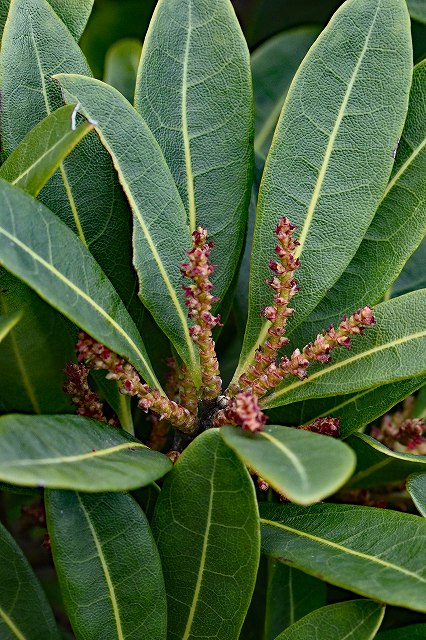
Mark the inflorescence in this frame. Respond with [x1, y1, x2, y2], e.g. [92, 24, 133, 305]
[65, 216, 376, 444]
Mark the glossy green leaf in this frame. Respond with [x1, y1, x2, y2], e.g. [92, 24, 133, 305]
[392, 238, 426, 298]
[235, 0, 412, 380]
[0, 179, 159, 387]
[0, 271, 76, 414]
[408, 474, 426, 517]
[252, 27, 321, 158]
[104, 38, 142, 103]
[0, 309, 21, 342]
[0, 414, 171, 491]
[56, 73, 200, 381]
[264, 562, 326, 640]
[289, 59, 426, 348]
[267, 376, 426, 438]
[0, 519, 60, 639]
[1, 0, 142, 317]
[135, 0, 254, 303]
[408, 0, 426, 25]
[346, 433, 426, 488]
[260, 502, 426, 612]
[221, 425, 355, 504]
[46, 490, 166, 640]
[377, 623, 426, 638]
[0, 0, 94, 41]
[152, 429, 259, 640]
[263, 291, 426, 409]
[0, 105, 94, 196]
[274, 600, 384, 640]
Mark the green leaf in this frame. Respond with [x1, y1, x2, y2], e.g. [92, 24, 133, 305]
[90, 370, 134, 435]
[0, 0, 93, 42]
[377, 624, 426, 639]
[263, 291, 426, 409]
[0, 309, 21, 342]
[392, 238, 426, 298]
[104, 38, 142, 103]
[235, 0, 412, 380]
[274, 600, 384, 640]
[408, 0, 426, 25]
[260, 502, 426, 612]
[413, 383, 426, 418]
[56, 73, 201, 381]
[0, 519, 60, 639]
[221, 425, 355, 504]
[135, 0, 254, 303]
[264, 562, 326, 640]
[267, 376, 426, 438]
[289, 59, 426, 348]
[0, 179, 159, 387]
[0, 271, 76, 414]
[45, 490, 166, 640]
[345, 433, 426, 488]
[252, 27, 321, 158]
[152, 429, 260, 640]
[1, 0, 143, 318]
[408, 474, 426, 517]
[0, 105, 94, 196]
[0, 414, 171, 491]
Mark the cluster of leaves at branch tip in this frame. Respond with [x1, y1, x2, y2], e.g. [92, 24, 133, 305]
[69, 215, 375, 447]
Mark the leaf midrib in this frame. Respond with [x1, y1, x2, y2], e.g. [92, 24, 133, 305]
[0, 296, 40, 413]
[1, 442, 146, 468]
[260, 431, 309, 488]
[77, 494, 125, 640]
[0, 225, 158, 385]
[0, 604, 27, 640]
[260, 517, 426, 583]
[264, 327, 426, 406]
[234, 1, 382, 382]
[182, 452, 216, 640]
[85, 116, 199, 378]
[181, 0, 197, 233]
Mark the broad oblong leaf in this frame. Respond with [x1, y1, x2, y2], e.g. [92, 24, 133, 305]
[413, 384, 426, 418]
[263, 291, 426, 409]
[274, 600, 384, 640]
[0, 105, 94, 196]
[261, 502, 426, 612]
[0, 520, 60, 639]
[0, 271, 76, 414]
[56, 74, 201, 382]
[46, 490, 166, 640]
[221, 425, 355, 504]
[1, 0, 142, 317]
[408, 474, 426, 517]
[135, 0, 254, 302]
[252, 27, 321, 158]
[267, 376, 426, 438]
[104, 38, 142, 103]
[264, 563, 326, 640]
[0, 414, 171, 491]
[0, 179, 159, 387]
[290, 59, 426, 347]
[236, 0, 412, 380]
[346, 433, 426, 488]
[152, 429, 260, 640]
